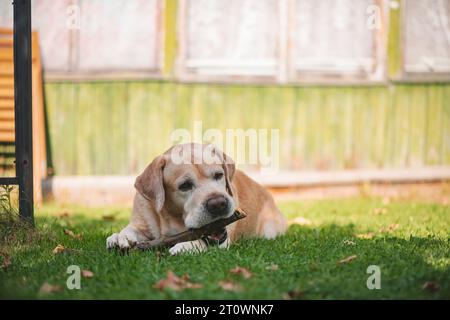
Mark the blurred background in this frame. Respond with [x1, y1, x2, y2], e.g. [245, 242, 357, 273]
[0, 0, 449, 205]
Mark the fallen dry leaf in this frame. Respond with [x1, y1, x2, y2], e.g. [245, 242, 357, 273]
[52, 244, 65, 254]
[338, 255, 357, 265]
[289, 217, 312, 226]
[58, 211, 71, 218]
[1, 254, 11, 271]
[64, 229, 82, 240]
[266, 264, 279, 271]
[379, 224, 399, 233]
[218, 280, 242, 292]
[38, 282, 63, 295]
[153, 271, 202, 291]
[343, 239, 356, 245]
[282, 290, 304, 300]
[372, 208, 387, 215]
[230, 266, 252, 279]
[422, 281, 440, 293]
[81, 270, 94, 278]
[102, 214, 116, 222]
[355, 233, 375, 239]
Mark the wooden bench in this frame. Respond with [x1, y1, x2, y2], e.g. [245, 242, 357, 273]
[0, 28, 47, 203]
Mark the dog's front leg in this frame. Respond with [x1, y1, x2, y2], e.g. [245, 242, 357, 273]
[169, 239, 208, 255]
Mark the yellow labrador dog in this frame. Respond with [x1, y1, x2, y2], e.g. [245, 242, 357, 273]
[106, 143, 286, 255]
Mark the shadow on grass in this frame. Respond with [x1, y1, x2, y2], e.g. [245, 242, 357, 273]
[1, 215, 449, 299]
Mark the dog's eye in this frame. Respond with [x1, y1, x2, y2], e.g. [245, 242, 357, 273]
[213, 172, 224, 180]
[179, 181, 194, 191]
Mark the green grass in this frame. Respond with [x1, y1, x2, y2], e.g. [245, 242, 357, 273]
[1, 197, 449, 299]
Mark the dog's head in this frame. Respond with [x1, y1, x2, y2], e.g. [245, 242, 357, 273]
[134, 143, 236, 229]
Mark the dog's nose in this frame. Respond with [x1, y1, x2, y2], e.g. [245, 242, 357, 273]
[206, 195, 228, 216]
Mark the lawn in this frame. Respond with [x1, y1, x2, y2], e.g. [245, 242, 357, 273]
[0, 197, 449, 299]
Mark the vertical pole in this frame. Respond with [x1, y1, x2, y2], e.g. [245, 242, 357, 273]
[13, 0, 34, 225]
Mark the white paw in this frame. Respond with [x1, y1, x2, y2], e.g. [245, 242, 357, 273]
[106, 233, 119, 249]
[118, 228, 138, 249]
[106, 227, 138, 250]
[169, 240, 207, 255]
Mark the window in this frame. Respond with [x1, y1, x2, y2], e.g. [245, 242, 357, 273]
[291, 0, 386, 82]
[178, 0, 387, 83]
[32, 0, 74, 72]
[403, 0, 450, 80]
[178, 0, 281, 81]
[0, 0, 164, 79]
[77, 0, 162, 73]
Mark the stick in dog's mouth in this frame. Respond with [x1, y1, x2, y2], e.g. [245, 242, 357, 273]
[134, 208, 247, 251]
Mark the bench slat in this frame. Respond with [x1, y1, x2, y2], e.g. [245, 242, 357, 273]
[0, 131, 14, 142]
[0, 77, 13, 86]
[0, 88, 14, 98]
[0, 120, 14, 130]
[0, 110, 14, 120]
[0, 61, 13, 74]
[0, 100, 13, 109]
[0, 48, 13, 61]
[0, 28, 13, 35]
[0, 38, 13, 47]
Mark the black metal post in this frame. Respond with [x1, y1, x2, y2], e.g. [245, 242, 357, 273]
[13, 0, 34, 225]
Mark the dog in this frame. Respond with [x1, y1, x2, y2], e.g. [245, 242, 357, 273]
[106, 143, 286, 255]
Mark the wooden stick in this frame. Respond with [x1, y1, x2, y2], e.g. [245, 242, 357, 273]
[136, 208, 247, 251]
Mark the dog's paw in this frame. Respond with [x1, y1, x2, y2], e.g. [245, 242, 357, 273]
[118, 229, 138, 249]
[106, 228, 138, 250]
[106, 233, 119, 249]
[169, 240, 207, 255]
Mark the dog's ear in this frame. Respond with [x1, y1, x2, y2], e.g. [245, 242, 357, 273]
[135, 155, 166, 212]
[220, 151, 235, 197]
